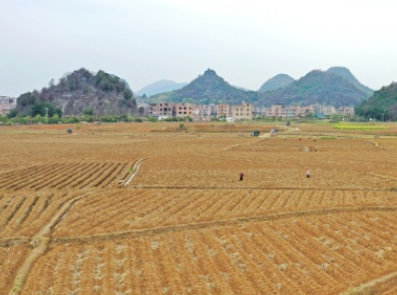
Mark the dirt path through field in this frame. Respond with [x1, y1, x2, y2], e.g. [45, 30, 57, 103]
[7, 192, 92, 295]
[51, 205, 397, 245]
[340, 270, 397, 295]
[124, 158, 148, 186]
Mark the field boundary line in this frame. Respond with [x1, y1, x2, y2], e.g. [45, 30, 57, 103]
[367, 172, 397, 182]
[51, 205, 397, 245]
[224, 136, 269, 151]
[340, 270, 397, 295]
[133, 185, 395, 191]
[366, 139, 381, 148]
[124, 158, 148, 186]
[0, 237, 30, 247]
[7, 191, 93, 295]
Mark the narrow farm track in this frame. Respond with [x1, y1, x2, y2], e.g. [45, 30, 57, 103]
[7, 191, 93, 295]
[51, 205, 397, 244]
[340, 271, 397, 295]
[124, 158, 148, 186]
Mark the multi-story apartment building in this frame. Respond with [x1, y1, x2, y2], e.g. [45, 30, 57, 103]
[217, 104, 231, 118]
[173, 103, 194, 117]
[0, 96, 17, 115]
[231, 101, 253, 120]
[197, 104, 216, 117]
[266, 105, 314, 118]
[313, 104, 336, 116]
[338, 106, 355, 116]
[254, 106, 266, 116]
[143, 103, 159, 116]
[156, 102, 173, 117]
[266, 105, 284, 117]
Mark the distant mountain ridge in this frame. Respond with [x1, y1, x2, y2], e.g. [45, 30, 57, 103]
[147, 68, 370, 107]
[136, 80, 188, 96]
[258, 74, 295, 92]
[259, 70, 369, 107]
[149, 69, 258, 105]
[11, 66, 374, 117]
[326, 67, 373, 96]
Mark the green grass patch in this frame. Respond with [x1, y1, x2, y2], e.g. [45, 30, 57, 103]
[333, 124, 387, 130]
[320, 136, 337, 139]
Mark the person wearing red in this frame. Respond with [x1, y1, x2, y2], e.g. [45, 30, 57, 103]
[239, 172, 244, 181]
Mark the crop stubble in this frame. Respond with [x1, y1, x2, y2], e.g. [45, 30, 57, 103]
[1, 127, 397, 294]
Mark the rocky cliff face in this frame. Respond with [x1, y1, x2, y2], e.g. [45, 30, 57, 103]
[15, 68, 136, 116]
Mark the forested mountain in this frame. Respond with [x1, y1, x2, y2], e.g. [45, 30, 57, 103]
[136, 80, 188, 97]
[259, 70, 369, 107]
[149, 69, 258, 105]
[355, 82, 397, 120]
[10, 67, 374, 118]
[326, 67, 373, 96]
[12, 68, 136, 116]
[258, 74, 294, 92]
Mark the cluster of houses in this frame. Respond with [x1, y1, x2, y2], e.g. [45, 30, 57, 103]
[0, 96, 17, 115]
[138, 101, 355, 121]
[0, 95, 355, 120]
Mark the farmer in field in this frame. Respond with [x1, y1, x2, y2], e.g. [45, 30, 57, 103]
[306, 169, 311, 178]
[240, 172, 244, 181]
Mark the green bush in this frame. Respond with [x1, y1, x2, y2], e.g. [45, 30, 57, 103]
[147, 116, 158, 122]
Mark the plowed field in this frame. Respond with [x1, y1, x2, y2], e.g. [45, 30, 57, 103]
[1, 122, 397, 295]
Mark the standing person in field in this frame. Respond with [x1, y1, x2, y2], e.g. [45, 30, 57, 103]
[306, 169, 311, 178]
[240, 172, 244, 181]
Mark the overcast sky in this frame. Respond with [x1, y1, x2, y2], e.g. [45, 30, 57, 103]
[1, 0, 397, 97]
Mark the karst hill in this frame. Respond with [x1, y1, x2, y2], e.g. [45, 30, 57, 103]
[149, 69, 258, 105]
[13, 68, 136, 117]
[260, 70, 369, 107]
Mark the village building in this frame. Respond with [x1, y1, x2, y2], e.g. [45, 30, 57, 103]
[231, 101, 254, 120]
[217, 104, 231, 118]
[154, 102, 173, 117]
[197, 104, 216, 118]
[313, 104, 336, 116]
[173, 103, 194, 117]
[0, 96, 17, 115]
[338, 106, 355, 116]
[137, 101, 354, 120]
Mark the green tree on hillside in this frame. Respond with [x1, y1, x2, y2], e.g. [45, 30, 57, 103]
[31, 102, 62, 117]
[124, 88, 133, 100]
[355, 82, 397, 120]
